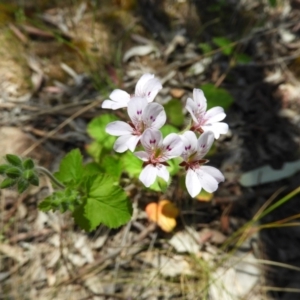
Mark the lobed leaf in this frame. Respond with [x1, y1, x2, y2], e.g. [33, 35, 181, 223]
[87, 114, 118, 150]
[73, 174, 132, 231]
[121, 151, 142, 178]
[100, 156, 122, 180]
[54, 149, 84, 186]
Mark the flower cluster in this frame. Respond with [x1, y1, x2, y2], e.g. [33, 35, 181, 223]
[102, 74, 228, 197]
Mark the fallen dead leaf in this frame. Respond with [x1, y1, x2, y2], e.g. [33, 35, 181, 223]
[0, 243, 28, 265]
[139, 252, 194, 277]
[145, 200, 179, 232]
[199, 228, 227, 245]
[169, 227, 200, 254]
[0, 127, 53, 167]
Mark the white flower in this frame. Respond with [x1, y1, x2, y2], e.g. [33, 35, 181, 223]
[106, 97, 166, 153]
[186, 88, 229, 139]
[180, 131, 224, 197]
[102, 73, 162, 110]
[135, 129, 183, 187]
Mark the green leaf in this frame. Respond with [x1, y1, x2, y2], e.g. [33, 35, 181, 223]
[268, 0, 277, 7]
[39, 188, 79, 213]
[164, 99, 184, 127]
[84, 162, 103, 177]
[160, 124, 179, 138]
[149, 177, 168, 192]
[212, 37, 233, 56]
[86, 141, 103, 163]
[23, 158, 35, 170]
[73, 174, 132, 231]
[236, 53, 252, 64]
[87, 114, 118, 150]
[18, 179, 30, 193]
[121, 151, 142, 178]
[201, 84, 234, 110]
[0, 164, 11, 175]
[23, 169, 35, 181]
[0, 178, 16, 189]
[28, 173, 39, 186]
[5, 167, 22, 179]
[149, 179, 161, 191]
[6, 154, 23, 168]
[100, 156, 122, 180]
[54, 149, 84, 186]
[168, 158, 180, 176]
[198, 43, 212, 54]
[38, 198, 53, 212]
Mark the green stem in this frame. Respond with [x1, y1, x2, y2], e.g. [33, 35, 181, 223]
[35, 166, 65, 189]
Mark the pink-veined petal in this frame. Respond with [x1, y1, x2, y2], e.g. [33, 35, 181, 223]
[134, 151, 150, 161]
[152, 110, 167, 129]
[106, 121, 133, 136]
[143, 77, 162, 102]
[142, 102, 166, 129]
[193, 88, 207, 114]
[204, 107, 226, 124]
[194, 131, 215, 159]
[140, 129, 163, 153]
[180, 131, 198, 160]
[185, 98, 199, 123]
[201, 166, 225, 183]
[139, 164, 158, 187]
[135, 74, 154, 96]
[113, 135, 132, 153]
[127, 97, 148, 126]
[156, 164, 169, 182]
[127, 135, 141, 152]
[196, 168, 219, 193]
[201, 122, 228, 139]
[186, 169, 202, 198]
[161, 133, 183, 160]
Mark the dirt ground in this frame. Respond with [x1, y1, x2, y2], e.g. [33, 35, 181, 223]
[1, 0, 300, 299]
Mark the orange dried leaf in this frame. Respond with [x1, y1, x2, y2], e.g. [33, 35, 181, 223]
[159, 200, 179, 218]
[158, 215, 177, 233]
[145, 202, 160, 223]
[145, 200, 179, 232]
